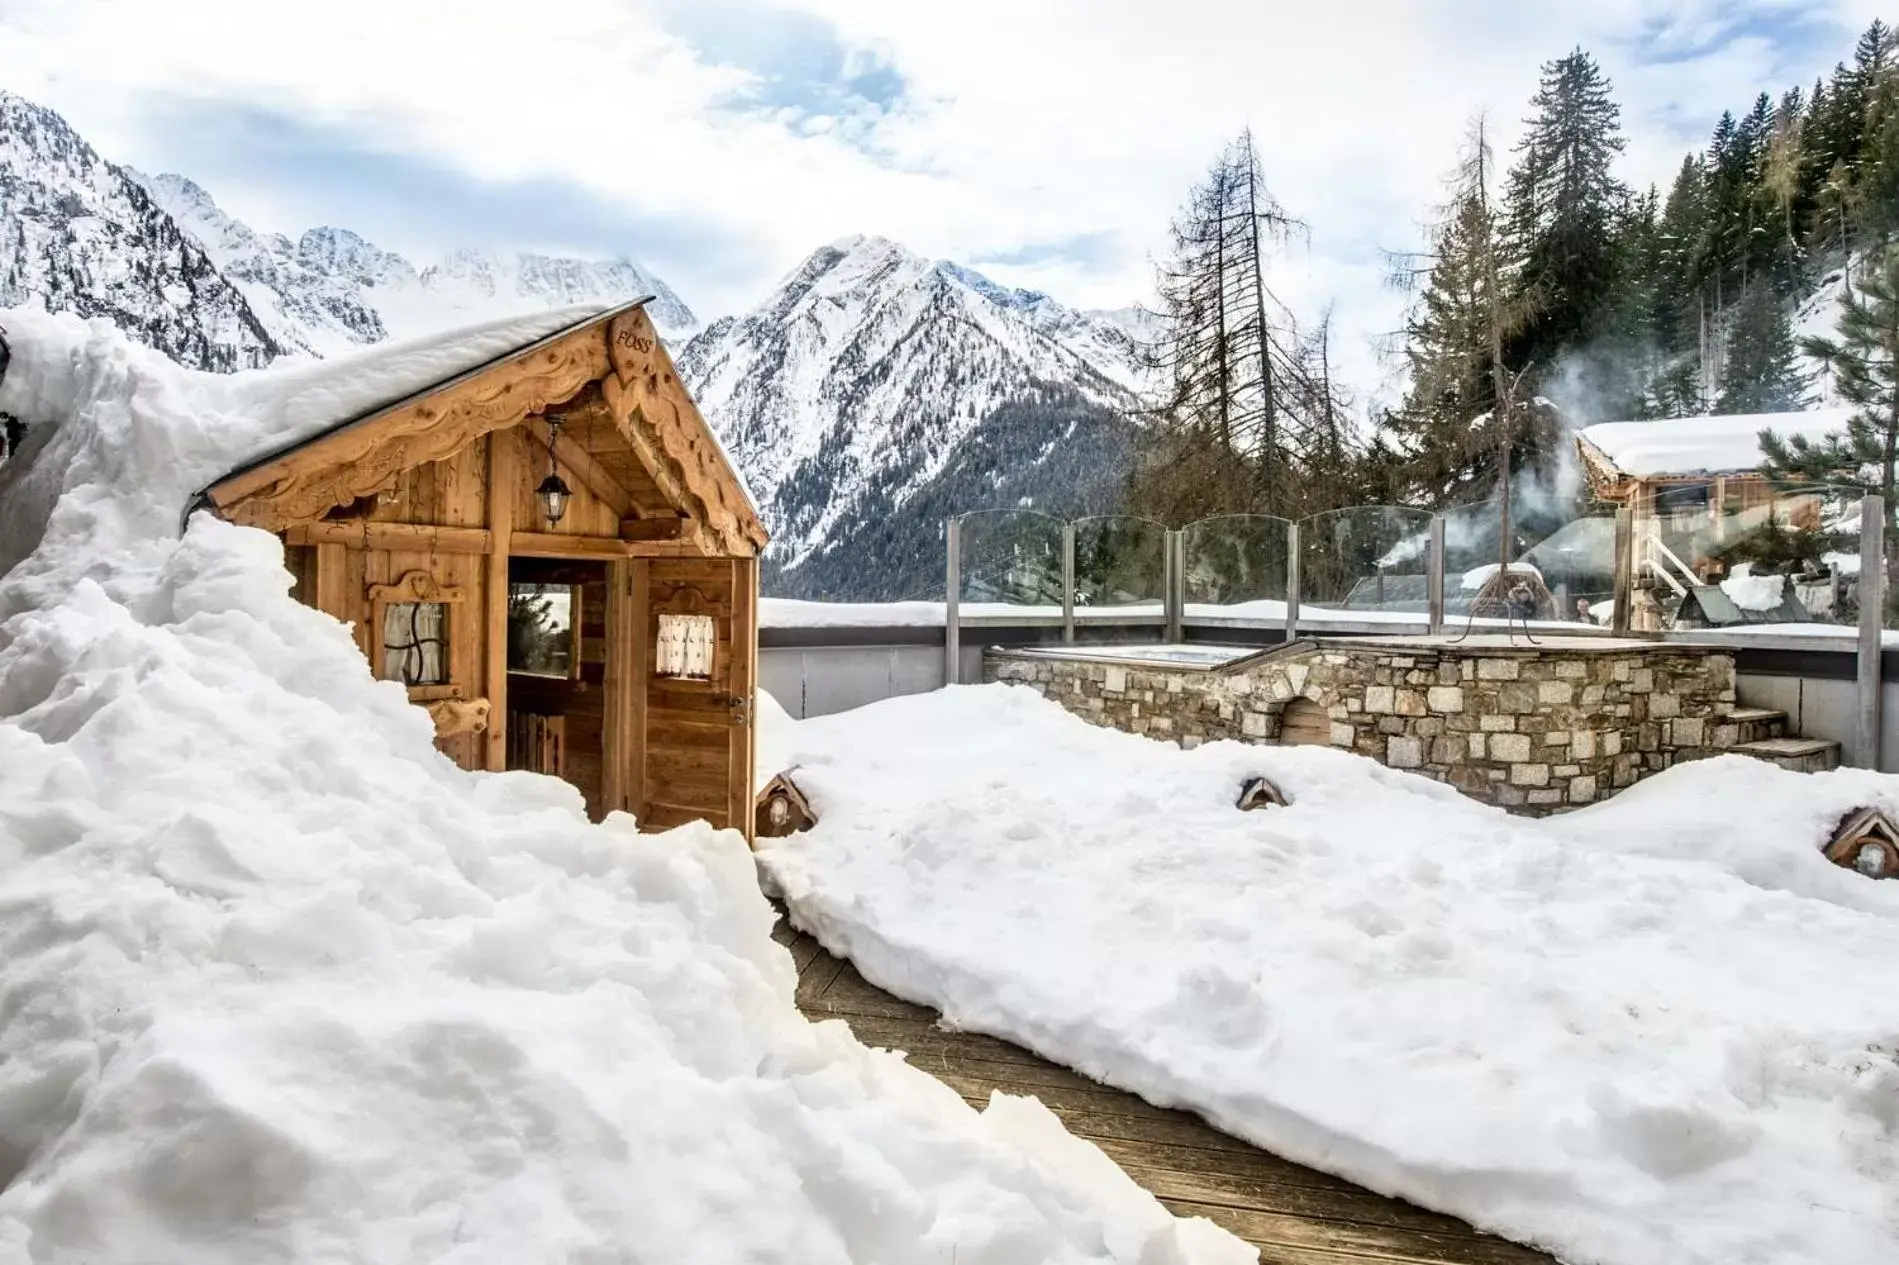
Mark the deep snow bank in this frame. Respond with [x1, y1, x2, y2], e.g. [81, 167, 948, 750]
[0, 308, 1249, 1264]
[760, 684, 1899, 1265]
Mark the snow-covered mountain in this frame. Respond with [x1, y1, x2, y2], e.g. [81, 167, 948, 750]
[679, 235, 1148, 597]
[1, 88, 695, 369]
[0, 91, 280, 371]
[134, 172, 698, 355]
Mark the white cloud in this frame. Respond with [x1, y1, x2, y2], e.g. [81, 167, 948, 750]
[0, 0, 1886, 406]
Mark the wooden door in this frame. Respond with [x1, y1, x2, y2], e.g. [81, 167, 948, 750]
[640, 557, 756, 841]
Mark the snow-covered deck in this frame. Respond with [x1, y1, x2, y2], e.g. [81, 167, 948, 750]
[779, 915, 1554, 1265]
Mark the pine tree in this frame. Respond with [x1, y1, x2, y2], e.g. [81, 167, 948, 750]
[1762, 246, 1899, 515]
[1384, 118, 1545, 508]
[1139, 130, 1304, 515]
[1503, 48, 1630, 366]
[1717, 283, 1810, 414]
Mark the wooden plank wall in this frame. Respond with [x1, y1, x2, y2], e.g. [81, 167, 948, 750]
[285, 422, 759, 841]
[642, 558, 743, 833]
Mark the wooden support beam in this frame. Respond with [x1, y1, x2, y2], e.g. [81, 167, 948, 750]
[510, 532, 706, 560]
[484, 431, 514, 772]
[284, 521, 492, 553]
[525, 413, 636, 517]
[619, 516, 686, 542]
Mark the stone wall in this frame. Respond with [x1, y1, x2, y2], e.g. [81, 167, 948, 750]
[985, 639, 1745, 812]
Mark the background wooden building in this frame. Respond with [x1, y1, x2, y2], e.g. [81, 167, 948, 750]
[193, 300, 770, 839]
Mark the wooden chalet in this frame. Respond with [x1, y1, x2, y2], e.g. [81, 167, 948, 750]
[193, 301, 770, 839]
[1576, 410, 1853, 629]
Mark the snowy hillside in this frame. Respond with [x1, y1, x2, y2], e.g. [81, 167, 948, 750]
[0, 89, 695, 367]
[0, 91, 280, 371]
[136, 173, 699, 353]
[678, 236, 1149, 598]
[0, 307, 1245, 1265]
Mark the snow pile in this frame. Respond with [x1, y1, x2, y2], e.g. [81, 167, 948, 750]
[0, 308, 1248, 1265]
[761, 685, 1899, 1265]
[1458, 561, 1543, 591]
[1578, 409, 1853, 478]
[1720, 563, 1786, 613]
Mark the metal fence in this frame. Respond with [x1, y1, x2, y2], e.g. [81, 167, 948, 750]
[945, 489, 1890, 766]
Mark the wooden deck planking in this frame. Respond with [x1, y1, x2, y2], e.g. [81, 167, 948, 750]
[776, 916, 1555, 1265]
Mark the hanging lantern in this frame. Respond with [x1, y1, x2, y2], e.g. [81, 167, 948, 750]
[538, 414, 572, 524]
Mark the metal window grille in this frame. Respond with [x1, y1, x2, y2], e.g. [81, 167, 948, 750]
[380, 601, 449, 686]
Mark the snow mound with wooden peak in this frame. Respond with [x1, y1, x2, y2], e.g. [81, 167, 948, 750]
[761, 684, 1899, 1265]
[1578, 408, 1855, 478]
[0, 307, 1249, 1265]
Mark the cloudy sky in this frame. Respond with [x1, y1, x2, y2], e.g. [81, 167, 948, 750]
[0, 0, 1886, 401]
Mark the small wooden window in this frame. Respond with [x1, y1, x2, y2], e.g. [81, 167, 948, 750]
[380, 602, 449, 686]
[656, 613, 715, 679]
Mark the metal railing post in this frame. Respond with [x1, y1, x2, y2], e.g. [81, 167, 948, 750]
[1426, 517, 1446, 636]
[1164, 529, 1183, 644]
[944, 516, 961, 686]
[1611, 506, 1633, 637]
[1857, 494, 1884, 769]
[1285, 521, 1301, 641]
[1061, 522, 1076, 645]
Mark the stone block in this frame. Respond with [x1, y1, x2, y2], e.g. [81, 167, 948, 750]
[1554, 763, 1581, 777]
[1649, 692, 1681, 720]
[1571, 730, 1597, 759]
[1386, 736, 1423, 768]
[1461, 659, 1476, 682]
[1150, 716, 1173, 733]
[1495, 784, 1526, 807]
[1480, 714, 1517, 732]
[1330, 723, 1356, 747]
[1431, 736, 1467, 764]
[1581, 685, 1606, 707]
[1669, 716, 1705, 747]
[1438, 662, 1461, 686]
[1537, 681, 1574, 706]
[1415, 717, 1445, 737]
[1103, 666, 1127, 693]
[1477, 658, 1520, 680]
[1268, 674, 1294, 701]
[1629, 667, 1654, 693]
[1396, 689, 1428, 717]
[1510, 762, 1552, 786]
[1544, 730, 1569, 745]
[1497, 683, 1538, 713]
[1568, 774, 1598, 803]
[1554, 660, 1589, 679]
[1490, 733, 1533, 763]
[1365, 684, 1396, 713]
[1377, 716, 1406, 735]
[1285, 664, 1310, 694]
[1427, 686, 1465, 713]
[1602, 730, 1623, 756]
[1468, 733, 1487, 760]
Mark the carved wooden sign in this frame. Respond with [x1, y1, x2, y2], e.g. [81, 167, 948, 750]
[368, 570, 468, 605]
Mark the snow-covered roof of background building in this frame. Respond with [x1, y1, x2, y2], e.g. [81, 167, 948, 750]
[1577, 408, 1855, 479]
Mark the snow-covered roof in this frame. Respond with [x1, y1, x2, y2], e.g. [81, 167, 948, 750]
[1577, 408, 1855, 479]
[193, 301, 627, 511]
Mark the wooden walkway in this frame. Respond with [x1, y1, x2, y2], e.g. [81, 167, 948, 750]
[777, 919, 1556, 1265]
